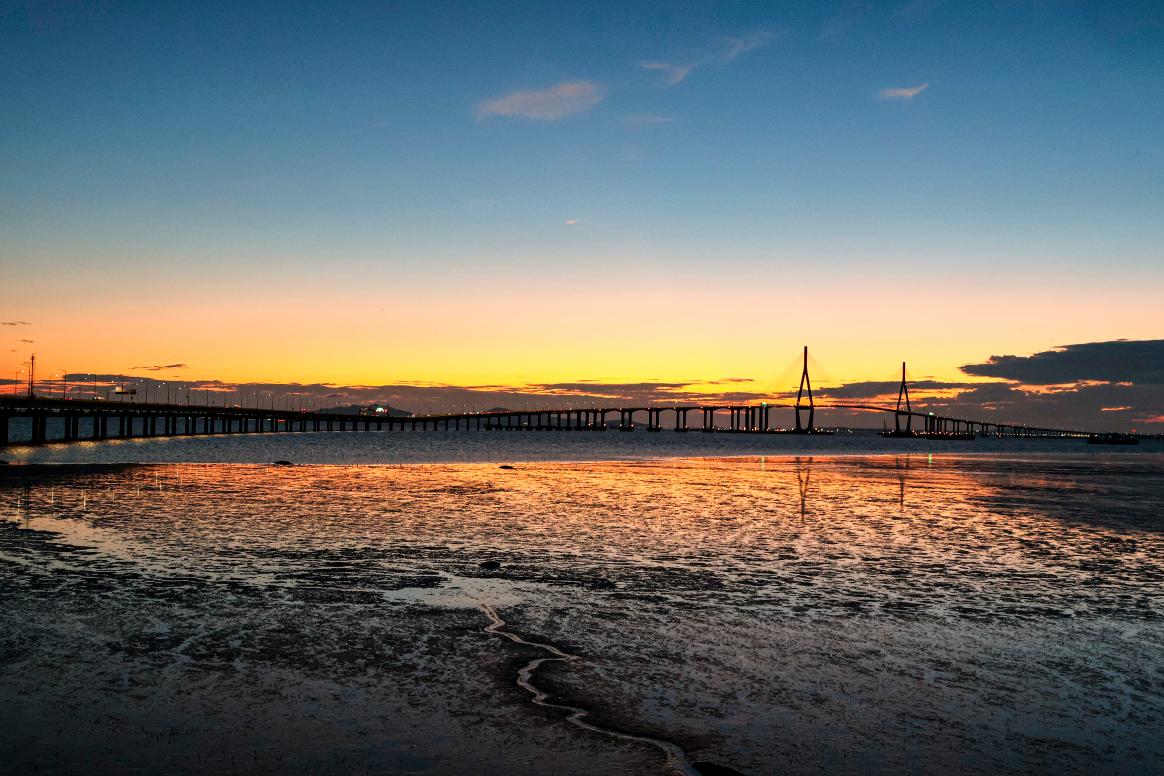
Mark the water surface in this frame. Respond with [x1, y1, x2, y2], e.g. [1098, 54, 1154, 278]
[1, 451, 1161, 774]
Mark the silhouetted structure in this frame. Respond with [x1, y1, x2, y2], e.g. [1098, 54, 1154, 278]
[0, 351, 1111, 447]
[795, 345, 815, 433]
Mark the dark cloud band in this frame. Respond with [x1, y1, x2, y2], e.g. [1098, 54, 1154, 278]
[961, 339, 1164, 385]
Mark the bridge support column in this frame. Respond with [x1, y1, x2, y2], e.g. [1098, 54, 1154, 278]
[31, 414, 46, 445]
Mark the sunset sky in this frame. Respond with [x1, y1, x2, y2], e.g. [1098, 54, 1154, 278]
[1, 2, 1161, 428]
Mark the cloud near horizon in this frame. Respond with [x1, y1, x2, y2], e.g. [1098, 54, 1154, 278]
[132, 363, 189, 371]
[879, 82, 929, 99]
[642, 30, 777, 86]
[475, 80, 605, 121]
[1, 321, 31, 326]
[960, 340, 1164, 385]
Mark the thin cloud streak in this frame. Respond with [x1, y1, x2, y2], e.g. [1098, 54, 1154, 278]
[641, 61, 695, 86]
[621, 113, 677, 127]
[642, 30, 778, 86]
[1, 321, 31, 326]
[475, 80, 604, 121]
[132, 363, 189, 371]
[879, 82, 929, 99]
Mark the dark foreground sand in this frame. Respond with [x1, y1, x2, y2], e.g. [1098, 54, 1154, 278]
[2, 457, 1162, 774]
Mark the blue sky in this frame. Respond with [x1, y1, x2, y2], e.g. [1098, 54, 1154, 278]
[3, 1, 1160, 271]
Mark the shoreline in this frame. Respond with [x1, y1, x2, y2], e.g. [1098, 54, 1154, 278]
[2, 448, 1161, 472]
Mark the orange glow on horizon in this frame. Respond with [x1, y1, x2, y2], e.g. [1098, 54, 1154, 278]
[2, 263, 1161, 392]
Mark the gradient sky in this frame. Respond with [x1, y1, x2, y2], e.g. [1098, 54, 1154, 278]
[1, 2, 1161, 424]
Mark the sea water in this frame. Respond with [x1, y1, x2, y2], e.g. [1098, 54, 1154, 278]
[0, 434, 1161, 774]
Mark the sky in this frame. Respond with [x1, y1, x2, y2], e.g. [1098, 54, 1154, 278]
[1, 1, 1161, 429]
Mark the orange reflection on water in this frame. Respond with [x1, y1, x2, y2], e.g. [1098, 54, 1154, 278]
[3, 455, 1161, 619]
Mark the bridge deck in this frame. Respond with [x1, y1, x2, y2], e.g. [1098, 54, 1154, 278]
[0, 396, 1095, 447]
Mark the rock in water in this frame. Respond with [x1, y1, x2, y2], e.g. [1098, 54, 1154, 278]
[479, 560, 502, 571]
[498, 464, 515, 470]
[273, 460, 293, 466]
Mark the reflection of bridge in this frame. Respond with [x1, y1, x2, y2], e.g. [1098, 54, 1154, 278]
[0, 349, 1097, 447]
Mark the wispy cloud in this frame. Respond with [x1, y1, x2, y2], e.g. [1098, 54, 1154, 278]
[642, 30, 778, 87]
[722, 30, 777, 60]
[476, 80, 605, 121]
[641, 61, 695, 86]
[1, 321, 31, 326]
[621, 113, 677, 128]
[878, 82, 929, 100]
[132, 363, 189, 371]
[17, 339, 34, 344]
[564, 217, 581, 225]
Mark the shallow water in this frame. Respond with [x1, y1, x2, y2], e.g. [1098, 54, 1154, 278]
[1, 453, 1162, 774]
[3, 424, 1162, 464]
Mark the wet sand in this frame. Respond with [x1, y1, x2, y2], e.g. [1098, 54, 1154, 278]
[1, 455, 1162, 774]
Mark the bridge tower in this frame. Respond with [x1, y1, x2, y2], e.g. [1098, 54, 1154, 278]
[794, 345, 815, 433]
[894, 361, 912, 433]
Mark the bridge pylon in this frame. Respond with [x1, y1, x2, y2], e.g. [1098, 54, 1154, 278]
[794, 345, 815, 433]
[894, 361, 912, 433]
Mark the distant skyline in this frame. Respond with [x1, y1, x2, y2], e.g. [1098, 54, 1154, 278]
[2, 2, 1161, 429]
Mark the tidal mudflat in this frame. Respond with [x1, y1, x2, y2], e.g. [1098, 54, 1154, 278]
[1, 455, 1162, 774]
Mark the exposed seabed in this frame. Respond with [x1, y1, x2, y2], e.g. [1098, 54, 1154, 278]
[1, 454, 1162, 774]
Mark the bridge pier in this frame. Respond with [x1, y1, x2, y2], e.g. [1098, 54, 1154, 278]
[30, 414, 46, 445]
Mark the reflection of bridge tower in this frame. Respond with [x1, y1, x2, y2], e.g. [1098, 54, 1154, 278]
[795, 456, 813, 517]
[794, 346, 815, 433]
[894, 456, 910, 510]
[894, 361, 912, 433]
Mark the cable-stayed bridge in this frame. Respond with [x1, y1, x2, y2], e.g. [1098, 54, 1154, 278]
[0, 349, 1111, 447]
